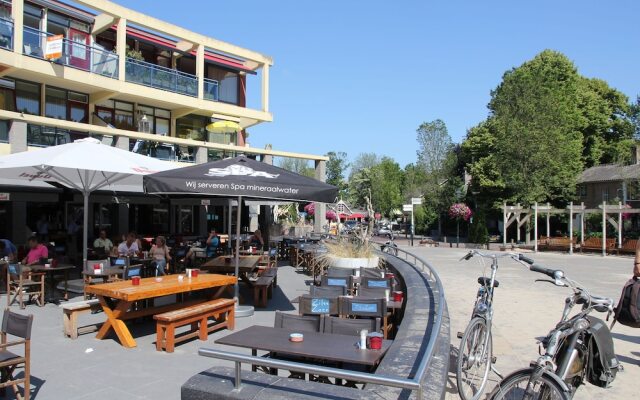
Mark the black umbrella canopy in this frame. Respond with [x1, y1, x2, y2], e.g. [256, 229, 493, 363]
[143, 155, 337, 203]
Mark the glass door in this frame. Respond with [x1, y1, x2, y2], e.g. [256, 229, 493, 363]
[68, 28, 89, 70]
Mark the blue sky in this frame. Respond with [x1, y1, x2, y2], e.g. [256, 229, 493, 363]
[126, 0, 640, 168]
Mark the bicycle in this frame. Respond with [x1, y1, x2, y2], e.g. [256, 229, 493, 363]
[456, 250, 518, 400]
[488, 255, 619, 400]
[381, 232, 398, 256]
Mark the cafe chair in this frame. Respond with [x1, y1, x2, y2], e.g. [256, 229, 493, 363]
[356, 286, 388, 299]
[123, 264, 143, 280]
[6, 265, 44, 310]
[320, 275, 354, 293]
[360, 276, 393, 290]
[268, 312, 324, 378]
[326, 267, 355, 278]
[359, 267, 386, 279]
[298, 295, 339, 316]
[0, 309, 33, 400]
[309, 285, 346, 297]
[82, 259, 111, 300]
[322, 315, 380, 337]
[339, 297, 390, 339]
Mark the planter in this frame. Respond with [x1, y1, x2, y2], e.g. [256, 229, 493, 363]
[329, 256, 380, 270]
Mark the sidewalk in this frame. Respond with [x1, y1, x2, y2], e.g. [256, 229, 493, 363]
[406, 245, 639, 400]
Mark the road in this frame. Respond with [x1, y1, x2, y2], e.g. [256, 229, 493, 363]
[403, 245, 639, 400]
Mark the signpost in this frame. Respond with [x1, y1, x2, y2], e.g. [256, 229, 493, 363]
[404, 198, 422, 246]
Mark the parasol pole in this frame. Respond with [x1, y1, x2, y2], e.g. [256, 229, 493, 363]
[234, 195, 254, 317]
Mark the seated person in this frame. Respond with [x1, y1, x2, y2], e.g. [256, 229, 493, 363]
[184, 230, 220, 266]
[0, 238, 17, 262]
[93, 229, 114, 255]
[22, 236, 48, 265]
[117, 232, 140, 257]
[150, 235, 171, 276]
[249, 229, 264, 250]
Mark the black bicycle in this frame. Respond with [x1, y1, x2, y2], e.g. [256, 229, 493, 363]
[489, 255, 619, 399]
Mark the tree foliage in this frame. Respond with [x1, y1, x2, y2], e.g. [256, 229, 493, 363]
[278, 157, 315, 178]
[326, 151, 349, 199]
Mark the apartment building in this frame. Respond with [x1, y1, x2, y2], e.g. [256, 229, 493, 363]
[0, 0, 326, 253]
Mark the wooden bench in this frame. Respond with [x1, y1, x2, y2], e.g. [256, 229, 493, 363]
[253, 268, 278, 308]
[61, 299, 102, 339]
[154, 298, 235, 353]
[580, 237, 615, 253]
[546, 237, 575, 251]
[616, 238, 638, 255]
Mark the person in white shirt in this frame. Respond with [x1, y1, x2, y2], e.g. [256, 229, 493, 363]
[117, 232, 139, 256]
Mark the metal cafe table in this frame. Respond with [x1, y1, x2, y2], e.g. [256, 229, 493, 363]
[29, 263, 75, 303]
[85, 274, 236, 348]
[216, 325, 392, 371]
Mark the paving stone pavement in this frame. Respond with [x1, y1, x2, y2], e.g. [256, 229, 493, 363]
[3, 264, 312, 400]
[404, 245, 639, 400]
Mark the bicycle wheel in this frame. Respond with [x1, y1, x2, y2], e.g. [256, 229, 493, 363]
[488, 368, 569, 400]
[456, 317, 492, 400]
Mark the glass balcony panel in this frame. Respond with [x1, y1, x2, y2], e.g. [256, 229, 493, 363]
[0, 17, 13, 50]
[22, 27, 118, 79]
[125, 58, 198, 97]
[203, 78, 219, 101]
[27, 125, 71, 147]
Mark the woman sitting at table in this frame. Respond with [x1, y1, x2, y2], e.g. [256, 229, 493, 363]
[249, 229, 264, 250]
[150, 235, 171, 276]
[183, 230, 219, 267]
[22, 236, 48, 265]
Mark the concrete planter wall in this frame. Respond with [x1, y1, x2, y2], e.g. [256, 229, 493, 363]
[329, 255, 380, 269]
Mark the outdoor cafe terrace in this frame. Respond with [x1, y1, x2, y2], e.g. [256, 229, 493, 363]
[0, 240, 448, 400]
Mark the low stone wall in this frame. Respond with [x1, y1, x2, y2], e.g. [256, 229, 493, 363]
[182, 251, 449, 400]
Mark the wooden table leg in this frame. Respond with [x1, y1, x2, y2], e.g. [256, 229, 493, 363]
[95, 296, 137, 348]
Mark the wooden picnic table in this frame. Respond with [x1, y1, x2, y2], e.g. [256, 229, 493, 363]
[216, 325, 391, 367]
[200, 256, 261, 281]
[85, 274, 236, 348]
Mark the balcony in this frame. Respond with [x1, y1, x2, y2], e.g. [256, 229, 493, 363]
[203, 78, 219, 101]
[0, 18, 13, 50]
[125, 58, 197, 97]
[22, 27, 119, 79]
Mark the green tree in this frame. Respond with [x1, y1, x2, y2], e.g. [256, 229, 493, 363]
[369, 157, 404, 217]
[278, 157, 314, 178]
[416, 119, 453, 174]
[326, 151, 349, 199]
[466, 50, 584, 206]
[347, 153, 381, 207]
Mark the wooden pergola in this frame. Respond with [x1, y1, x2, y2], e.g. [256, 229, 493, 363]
[502, 202, 640, 256]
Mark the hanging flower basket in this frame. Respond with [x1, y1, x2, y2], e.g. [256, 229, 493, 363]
[448, 203, 472, 221]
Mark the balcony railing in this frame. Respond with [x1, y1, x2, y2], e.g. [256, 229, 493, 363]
[22, 27, 119, 79]
[125, 58, 197, 97]
[203, 78, 219, 101]
[0, 17, 13, 50]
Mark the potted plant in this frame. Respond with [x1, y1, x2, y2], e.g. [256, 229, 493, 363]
[449, 202, 472, 246]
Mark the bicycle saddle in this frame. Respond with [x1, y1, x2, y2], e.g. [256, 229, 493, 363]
[478, 277, 499, 287]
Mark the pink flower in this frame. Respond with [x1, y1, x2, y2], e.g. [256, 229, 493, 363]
[448, 203, 472, 221]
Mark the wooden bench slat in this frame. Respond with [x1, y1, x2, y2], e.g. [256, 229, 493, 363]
[154, 299, 235, 322]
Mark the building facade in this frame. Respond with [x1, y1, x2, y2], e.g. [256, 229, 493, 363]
[0, 0, 326, 255]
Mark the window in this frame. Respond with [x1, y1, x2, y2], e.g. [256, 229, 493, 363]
[138, 105, 171, 135]
[602, 188, 609, 202]
[578, 185, 587, 198]
[0, 78, 15, 112]
[95, 100, 135, 131]
[0, 120, 9, 142]
[206, 65, 239, 104]
[15, 80, 40, 115]
[45, 87, 88, 123]
[176, 114, 206, 141]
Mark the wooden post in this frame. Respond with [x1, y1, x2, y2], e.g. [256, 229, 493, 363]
[580, 202, 585, 245]
[516, 203, 521, 243]
[602, 201, 606, 257]
[618, 201, 623, 249]
[546, 202, 550, 238]
[568, 202, 574, 255]
[503, 202, 507, 248]
[534, 202, 538, 253]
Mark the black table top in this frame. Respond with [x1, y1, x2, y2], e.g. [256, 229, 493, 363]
[216, 325, 391, 366]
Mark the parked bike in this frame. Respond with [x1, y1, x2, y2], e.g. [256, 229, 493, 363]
[489, 254, 620, 400]
[381, 232, 398, 256]
[457, 250, 520, 400]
